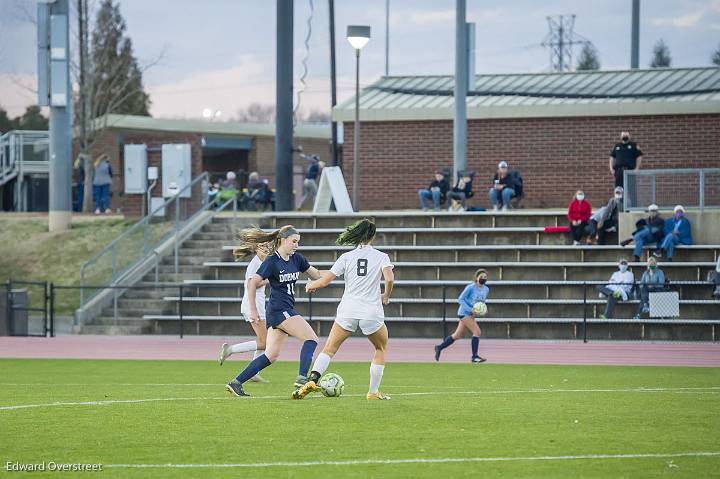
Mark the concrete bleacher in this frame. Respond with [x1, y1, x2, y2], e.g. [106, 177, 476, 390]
[82, 210, 720, 339]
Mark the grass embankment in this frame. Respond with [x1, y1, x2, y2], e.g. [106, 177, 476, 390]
[0, 216, 137, 314]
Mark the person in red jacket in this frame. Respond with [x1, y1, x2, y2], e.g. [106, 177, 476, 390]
[567, 190, 592, 245]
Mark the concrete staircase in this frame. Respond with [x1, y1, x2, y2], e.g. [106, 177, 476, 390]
[77, 210, 720, 340]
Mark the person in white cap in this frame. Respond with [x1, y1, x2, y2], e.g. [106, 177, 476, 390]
[655, 205, 693, 261]
[597, 258, 635, 319]
[620, 203, 665, 261]
[488, 161, 519, 211]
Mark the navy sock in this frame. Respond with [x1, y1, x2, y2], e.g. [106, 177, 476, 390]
[437, 335, 455, 350]
[235, 354, 272, 384]
[471, 336, 479, 357]
[299, 340, 318, 377]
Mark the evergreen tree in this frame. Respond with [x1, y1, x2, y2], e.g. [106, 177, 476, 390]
[712, 42, 720, 66]
[89, 0, 150, 117]
[0, 107, 15, 133]
[17, 106, 49, 130]
[576, 43, 600, 71]
[650, 39, 672, 68]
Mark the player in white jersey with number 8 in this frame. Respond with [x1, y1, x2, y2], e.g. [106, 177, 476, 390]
[293, 219, 395, 400]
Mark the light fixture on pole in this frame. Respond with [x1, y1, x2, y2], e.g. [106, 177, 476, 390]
[347, 25, 370, 211]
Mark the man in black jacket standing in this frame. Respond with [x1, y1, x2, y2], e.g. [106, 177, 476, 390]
[609, 131, 643, 189]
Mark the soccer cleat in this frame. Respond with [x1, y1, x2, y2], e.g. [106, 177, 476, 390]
[434, 345, 442, 362]
[291, 380, 320, 400]
[366, 391, 391, 400]
[293, 375, 308, 388]
[226, 380, 250, 397]
[599, 314, 608, 320]
[471, 356, 487, 363]
[612, 290, 623, 299]
[218, 343, 231, 366]
[250, 374, 269, 383]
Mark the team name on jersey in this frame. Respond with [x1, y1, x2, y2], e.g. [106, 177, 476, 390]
[279, 271, 300, 283]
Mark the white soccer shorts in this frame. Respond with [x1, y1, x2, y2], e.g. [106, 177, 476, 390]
[335, 316, 385, 335]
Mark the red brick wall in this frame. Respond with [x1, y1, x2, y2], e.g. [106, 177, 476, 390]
[341, 114, 720, 210]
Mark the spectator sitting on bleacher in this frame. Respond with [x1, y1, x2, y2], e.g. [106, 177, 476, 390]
[620, 203, 665, 262]
[586, 186, 623, 245]
[708, 257, 720, 299]
[634, 257, 666, 319]
[488, 161, 518, 212]
[597, 258, 634, 319]
[215, 171, 239, 207]
[567, 190, 592, 246]
[418, 171, 450, 211]
[654, 205, 692, 262]
[447, 173, 474, 211]
[242, 171, 272, 211]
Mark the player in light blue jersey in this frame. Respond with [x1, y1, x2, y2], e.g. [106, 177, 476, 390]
[434, 268, 489, 363]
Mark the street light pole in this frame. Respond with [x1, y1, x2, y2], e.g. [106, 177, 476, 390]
[346, 25, 370, 212]
[353, 48, 360, 211]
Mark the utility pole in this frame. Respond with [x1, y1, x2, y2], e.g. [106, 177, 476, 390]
[38, 0, 72, 231]
[275, 0, 294, 211]
[453, 0, 468, 180]
[631, 0, 640, 68]
[329, 0, 339, 168]
[385, 0, 390, 76]
[541, 15, 589, 72]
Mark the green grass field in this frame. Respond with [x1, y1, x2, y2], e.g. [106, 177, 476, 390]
[1, 359, 719, 478]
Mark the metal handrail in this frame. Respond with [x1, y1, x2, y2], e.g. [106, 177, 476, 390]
[80, 171, 210, 305]
[624, 167, 720, 212]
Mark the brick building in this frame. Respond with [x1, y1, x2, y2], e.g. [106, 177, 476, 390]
[85, 115, 332, 216]
[333, 67, 720, 210]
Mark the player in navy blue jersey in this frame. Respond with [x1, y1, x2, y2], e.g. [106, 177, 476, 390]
[226, 225, 323, 398]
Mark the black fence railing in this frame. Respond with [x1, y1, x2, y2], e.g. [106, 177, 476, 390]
[3, 279, 718, 341]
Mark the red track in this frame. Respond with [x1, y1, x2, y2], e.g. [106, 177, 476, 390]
[1, 336, 719, 367]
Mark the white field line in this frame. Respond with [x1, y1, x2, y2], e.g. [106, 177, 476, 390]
[104, 451, 720, 469]
[1, 386, 719, 412]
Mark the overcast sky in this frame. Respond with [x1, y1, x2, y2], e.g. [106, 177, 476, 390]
[1, 0, 719, 118]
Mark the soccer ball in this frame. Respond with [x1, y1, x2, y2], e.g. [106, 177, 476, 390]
[318, 373, 345, 397]
[472, 302, 487, 317]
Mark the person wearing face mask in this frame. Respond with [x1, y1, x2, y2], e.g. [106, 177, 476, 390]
[597, 259, 635, 319]
[434, 269, 490, 363]
[708, 257, 720, 300]
[609, 131, 643, 189]
[567, 190, 592, 245]
[634, 257, 666, 319]
[655, 205, 693, 261]
[586, 187, 623, 245]
[620, 204, 665, 262]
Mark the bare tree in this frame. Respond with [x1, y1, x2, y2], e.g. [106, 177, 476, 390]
[302, 109, 331, 123]
[235, 103, 275, 123]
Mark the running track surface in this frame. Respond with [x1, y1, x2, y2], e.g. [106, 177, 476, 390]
[0, 336, 719, 367]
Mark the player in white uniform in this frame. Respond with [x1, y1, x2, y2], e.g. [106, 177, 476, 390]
[293, 219, 395, 400]
[217, 242, 272, 383]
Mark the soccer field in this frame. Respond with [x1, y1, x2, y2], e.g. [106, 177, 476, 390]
[1, 359, 719, 478]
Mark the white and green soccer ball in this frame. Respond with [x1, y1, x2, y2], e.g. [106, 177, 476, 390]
[472, 301, 487, 317]
[318, 373, 345, 397]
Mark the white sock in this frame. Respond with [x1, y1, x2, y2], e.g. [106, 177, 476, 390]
[253, 349, 264, 360]
[230, 340, 257, 354]
[312, 352, 332, 376]
[369, 363, 385, 394]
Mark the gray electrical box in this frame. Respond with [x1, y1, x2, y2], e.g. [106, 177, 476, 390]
[124, 144, 147, 194]
[161, 144, 191, 198]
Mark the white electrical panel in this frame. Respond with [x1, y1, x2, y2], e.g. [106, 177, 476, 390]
[161, 144, 192, 198]
[123, 144, 147, 194]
